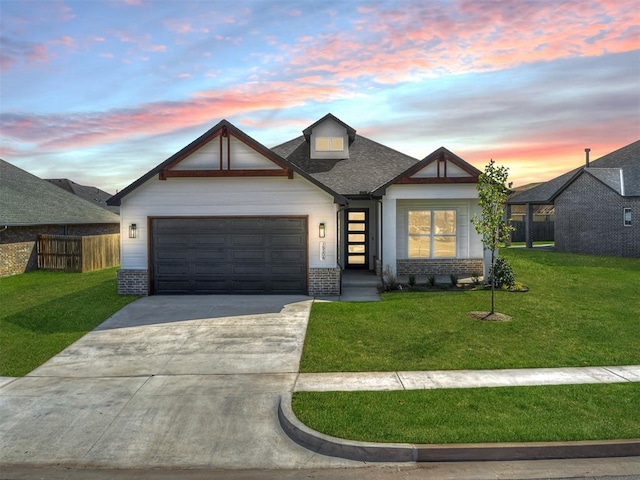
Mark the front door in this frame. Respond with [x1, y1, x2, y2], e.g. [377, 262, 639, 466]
[345, 209, 368, 269]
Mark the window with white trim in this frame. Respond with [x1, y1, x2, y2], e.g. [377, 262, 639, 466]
[408, 210, 456, 258]
[623, 208, 632, 226]
[315, 137, 344, 151]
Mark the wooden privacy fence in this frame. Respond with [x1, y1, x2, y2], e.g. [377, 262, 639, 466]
[37, 234, 120, 272]
[510, 221, 555, 242]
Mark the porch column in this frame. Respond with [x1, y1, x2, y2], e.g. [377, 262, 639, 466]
[382, 197, 397, 275]
[525, 203, 533, 248]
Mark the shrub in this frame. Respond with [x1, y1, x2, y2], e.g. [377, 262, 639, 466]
[427, 275, 436, 287]
[450, 274, 458, 287]
[408, 274, 416, 287]
[489, 256, 516, 288]
[471, 271, 481, 285]
[382, 265, 398, 291]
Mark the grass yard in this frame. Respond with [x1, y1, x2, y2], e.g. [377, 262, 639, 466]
[300, 249, 640, 372]
[0, 268, 138, 376]
[293, 383, 640, 444]
[295, 249, 640, 443]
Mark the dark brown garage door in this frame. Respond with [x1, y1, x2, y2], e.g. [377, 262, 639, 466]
[151, 217, 307, 294]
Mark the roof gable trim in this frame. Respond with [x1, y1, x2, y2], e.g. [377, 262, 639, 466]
[372, 147, 480, 195]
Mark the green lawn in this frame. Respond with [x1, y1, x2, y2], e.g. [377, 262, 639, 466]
[293, 383, 640, 444]
[295, 249, 640, 443]
[300, 249, 640, 372]
[0, 268, 138, 376]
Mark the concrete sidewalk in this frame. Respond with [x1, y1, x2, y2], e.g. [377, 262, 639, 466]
[295, 365, 640, 392]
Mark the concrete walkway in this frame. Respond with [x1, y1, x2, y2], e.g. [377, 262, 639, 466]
[295, 365, 640, 392]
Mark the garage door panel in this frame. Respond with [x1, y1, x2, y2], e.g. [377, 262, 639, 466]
[193, 264, 228, 275]
[271, 265, 305, 275]
[232, 250, 266, 261]
[270, 250, 305, 262]
[152, 217, 307, 294]
[270, 234, 305, 247]
[155, 234, 189, 245]
[231, 234, 265, 247]
[194, 235, 226, 246]
[231, 264, 266, 275]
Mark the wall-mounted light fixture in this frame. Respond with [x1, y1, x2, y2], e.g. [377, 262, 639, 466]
[319, 222, 326, 238]
[129, 223, 137, 239]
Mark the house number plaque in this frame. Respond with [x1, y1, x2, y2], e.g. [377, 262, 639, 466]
[319, 241, 326, 261]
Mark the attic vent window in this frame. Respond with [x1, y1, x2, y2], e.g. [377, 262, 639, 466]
[316, 137, 344, 151]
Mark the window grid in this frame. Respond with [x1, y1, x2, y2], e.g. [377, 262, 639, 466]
[623, 208, 632, 227]
[315, 137, 344, 151]
[408, 210, 456, 258]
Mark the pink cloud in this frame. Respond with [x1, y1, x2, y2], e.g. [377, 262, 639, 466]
[0, 37, 53, 71]
[0, 82, 348, 150]
[289, 9, 301, 17]
[285, 0, 639, 85]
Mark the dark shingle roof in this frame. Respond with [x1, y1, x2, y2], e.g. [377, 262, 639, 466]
[0, 159, 120, 226]
[272, 134, 419, 196]
[508, 139, 640, 204]
[47, 178, 120, 213]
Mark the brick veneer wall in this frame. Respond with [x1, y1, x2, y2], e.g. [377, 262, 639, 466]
[0, 224, 119, 277]
[308, 267, 341, 296]
[0, 241, 38, 276]
[117, 269, 148, 295]
[555, 174, 640, 257]
[397, 258, 484, 276]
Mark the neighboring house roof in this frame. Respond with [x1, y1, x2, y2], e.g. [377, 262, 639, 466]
[272, 134, 419, 197]
[508, 139, 640, 204]
[0, 159, 120, 226]
[47, 178, 120, 214]
[108, 119, 348, 206]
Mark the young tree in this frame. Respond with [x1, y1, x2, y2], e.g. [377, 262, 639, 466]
[471, 160, 515, 315]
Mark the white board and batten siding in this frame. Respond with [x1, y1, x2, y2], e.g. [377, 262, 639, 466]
[381, 184, 483, 274]
[172, 136, 282, 171]
[119, 175, 337, 271]
[410, 160, 473, 178]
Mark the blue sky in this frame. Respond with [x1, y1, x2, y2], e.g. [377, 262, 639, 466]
[1, 0, 639, 193]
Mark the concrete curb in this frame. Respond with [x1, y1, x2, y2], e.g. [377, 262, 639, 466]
[278, 393, 640, 462]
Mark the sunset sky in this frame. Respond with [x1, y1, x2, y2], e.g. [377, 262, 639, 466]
[1, 0, 639, 194]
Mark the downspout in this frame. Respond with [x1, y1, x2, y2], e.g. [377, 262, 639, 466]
[377, 198, 383, 282]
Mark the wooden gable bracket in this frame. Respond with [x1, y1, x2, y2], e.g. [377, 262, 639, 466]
[159, 126, 293, 180]
[397, 150, 479, 185]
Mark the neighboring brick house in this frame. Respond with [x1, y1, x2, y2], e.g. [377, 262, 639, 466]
[508, 140, 640, 257]
[0, 160, 120, 276]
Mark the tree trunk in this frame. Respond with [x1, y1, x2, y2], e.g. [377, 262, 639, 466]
[490, 247, 496, 315]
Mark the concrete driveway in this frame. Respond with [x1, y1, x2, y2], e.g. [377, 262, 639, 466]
[0, 295, 361, 469]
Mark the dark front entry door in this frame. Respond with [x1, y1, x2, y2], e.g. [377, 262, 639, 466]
[345, 209, 368, 269]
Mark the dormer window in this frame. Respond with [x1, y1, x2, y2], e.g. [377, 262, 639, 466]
[316, 137, 344, 151]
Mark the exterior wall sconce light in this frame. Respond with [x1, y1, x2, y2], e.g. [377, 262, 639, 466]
[129, 223, 137, 239]
[319, 222, 326, 238]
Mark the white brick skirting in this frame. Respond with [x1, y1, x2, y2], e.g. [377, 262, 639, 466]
[117, 269, 148, 296]
[308, 268, 341, 296]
